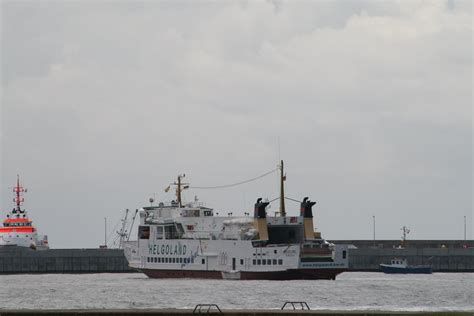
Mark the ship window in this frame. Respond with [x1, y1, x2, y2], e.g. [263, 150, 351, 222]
[204, 210, 212, 216]
[172, 258, 176, 263]
[262, 260, 266, 265]
[267, 259, 271, 265]
[176, 223, 185, 236]
[191, 258, 194, 264]
[240, 259, 244, 265]
[273, 259, 277, 265]
[164, 225, 181, 239]
[342, 250, 347, 259]
[202, 258, 205, 265]
[147, 257, 150, 263]
[138, 226, 150, 239]
[184, 209, 200, 217]
[278, 259, 283, 265]
[257, 259, 261, 265]
[156, 226, 163, 239]
[253, 259, 256, 265]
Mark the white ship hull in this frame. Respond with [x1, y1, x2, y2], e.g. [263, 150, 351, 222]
[123, 172, 349, 280]
[124, 226, 349, 280]
[0, 231, 37, 248]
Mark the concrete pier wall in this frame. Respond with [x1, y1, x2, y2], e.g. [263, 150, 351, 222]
[329, 240, 474, 272]
[348, 247, 474, 272]
[0, 247, 132, 274]
[329, 240, 474, 249]
[1, 240, 473, 274]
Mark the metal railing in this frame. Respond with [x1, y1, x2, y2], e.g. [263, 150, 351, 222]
[281, 301, 311, 310]
[193, 304, 222, 314]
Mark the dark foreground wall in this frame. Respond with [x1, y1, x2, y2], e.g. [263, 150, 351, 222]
[0, 247, 132, 274]
[0, 310, 471, 316]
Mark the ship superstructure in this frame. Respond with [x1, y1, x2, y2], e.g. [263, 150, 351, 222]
[124, 162, 348, 280]
[0, 176, 49, 250]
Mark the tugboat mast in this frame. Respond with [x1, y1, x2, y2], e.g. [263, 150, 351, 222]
[279, 160, 286, 217]
[13, 175, 25, 213]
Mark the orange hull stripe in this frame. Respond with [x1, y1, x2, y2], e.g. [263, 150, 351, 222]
[0, 227, 35, 233]
[4, 218, 31, 223]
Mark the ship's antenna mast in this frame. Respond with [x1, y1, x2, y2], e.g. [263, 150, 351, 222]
[13, 175, 26, 213]
[175, 174, 189, 207]
[126, 209, 139, 241]
[279, 160, 286, 217]
[400, 226, 410, 248]
[117, 209, 129, 249]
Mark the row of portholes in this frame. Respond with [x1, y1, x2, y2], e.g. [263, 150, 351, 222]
[253, 259, 283, 265]
[6, 235, 33, 240]
[147, 257, 206, 265]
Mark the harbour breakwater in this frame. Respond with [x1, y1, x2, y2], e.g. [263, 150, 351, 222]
[330, 240, 474, 272]
[0, 247, 132, 273]
[0, 240, 473, 274]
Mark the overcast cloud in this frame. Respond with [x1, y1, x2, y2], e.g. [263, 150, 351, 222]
[1, 0, 472, 248]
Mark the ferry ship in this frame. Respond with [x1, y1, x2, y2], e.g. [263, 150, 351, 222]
[124, 161, 348, 280]
[0, 176, 49, 250]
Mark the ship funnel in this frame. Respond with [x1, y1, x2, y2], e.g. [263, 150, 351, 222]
[301, 197, 317, 239]
[254, 198, 269, 219]
[253, 198, 269, 241]
[300, 197, 316, 218]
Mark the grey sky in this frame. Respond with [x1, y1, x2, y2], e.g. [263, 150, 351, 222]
[1, 0, 472, 248]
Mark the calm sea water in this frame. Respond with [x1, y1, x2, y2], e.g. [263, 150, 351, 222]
[0, 272, 472, 311]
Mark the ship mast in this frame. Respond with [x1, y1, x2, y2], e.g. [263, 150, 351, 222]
[117, 209, 129, 249]
[400, 226, 410, 248]
[165, 174, 189, 207]
[13, 175, 26, 213]
[279, 160, 286, 217]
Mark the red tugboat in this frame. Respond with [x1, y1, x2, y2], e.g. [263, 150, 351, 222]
[0, 176, 49, 250]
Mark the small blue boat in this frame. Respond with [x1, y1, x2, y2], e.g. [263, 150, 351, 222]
[380, 258, 432, 274]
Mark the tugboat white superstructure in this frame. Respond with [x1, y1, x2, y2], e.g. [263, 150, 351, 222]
[0, 176, 49, 250]
[124, 162, 348, 280]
